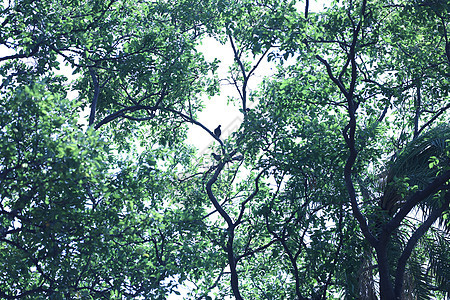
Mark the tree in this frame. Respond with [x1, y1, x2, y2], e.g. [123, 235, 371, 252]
[1, 0, 218, 298]
[1, 0, 449, 299]
[306, 1, 450, 298]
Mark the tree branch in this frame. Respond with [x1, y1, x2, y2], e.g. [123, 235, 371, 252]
[394, 192, 450, 298]
[205, 161, 242, 299]
[315, 55, 349, 98]
[385, 170, 450, 234]
[0, 41, 42, 62]
[88, 67, 100, 126]
[235, 167, 268, 225]
[417, 101, 450, 136]
[206, 162, 233, 227]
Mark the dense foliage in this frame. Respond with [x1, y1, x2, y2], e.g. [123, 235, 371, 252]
[1, 0, 449, 299]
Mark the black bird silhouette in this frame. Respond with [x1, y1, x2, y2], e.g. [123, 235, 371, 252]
[212, 153, 221, 161]
[214, 125, 221, 138]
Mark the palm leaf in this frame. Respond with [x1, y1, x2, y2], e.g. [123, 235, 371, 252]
[380, 124, 450, 215]
[428, 230, 450, 296]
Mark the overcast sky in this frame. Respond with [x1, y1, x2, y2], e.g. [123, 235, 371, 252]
[187, 0, 330, 156]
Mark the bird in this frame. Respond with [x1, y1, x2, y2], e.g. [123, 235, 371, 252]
[214, 125, 221, 138]
[212, 153, 221, 161]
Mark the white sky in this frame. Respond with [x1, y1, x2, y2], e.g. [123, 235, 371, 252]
[187, 0, 331, 156]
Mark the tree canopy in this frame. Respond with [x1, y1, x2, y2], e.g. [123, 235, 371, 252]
[1, 0, 449, 299]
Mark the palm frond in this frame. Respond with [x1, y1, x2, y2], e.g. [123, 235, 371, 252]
[428, 231, 450, 296]
[403, 255, 434, 300]
[380, 125, 450, 215]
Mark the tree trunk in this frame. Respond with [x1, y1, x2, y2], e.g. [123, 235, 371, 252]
[227, 229, 243, 300]
[376, 245, 396, 300]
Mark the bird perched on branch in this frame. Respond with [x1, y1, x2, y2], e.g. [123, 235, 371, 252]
[212, 153, 221, 161]
[214, 125, 221, 138]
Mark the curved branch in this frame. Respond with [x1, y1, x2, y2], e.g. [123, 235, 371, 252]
[333, 0, 377, 248]
[0, 286, 45, 300]
[316, 55, 349, 98]
[195, 267, 226, 300]
[264, 212, 308, 300]
[0, 41, 41, 62]
[93, 105, 148, 129]
[394, 192, 450, 298]
[205, 161, 243, 299]
[206, 161, 233, 227]
[417, 101, 450, 136]
[94, 104, 225, 151]
[228, 34, 249, 112]
[235, 167, 268, 225]
[385, 169, 450, 234]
